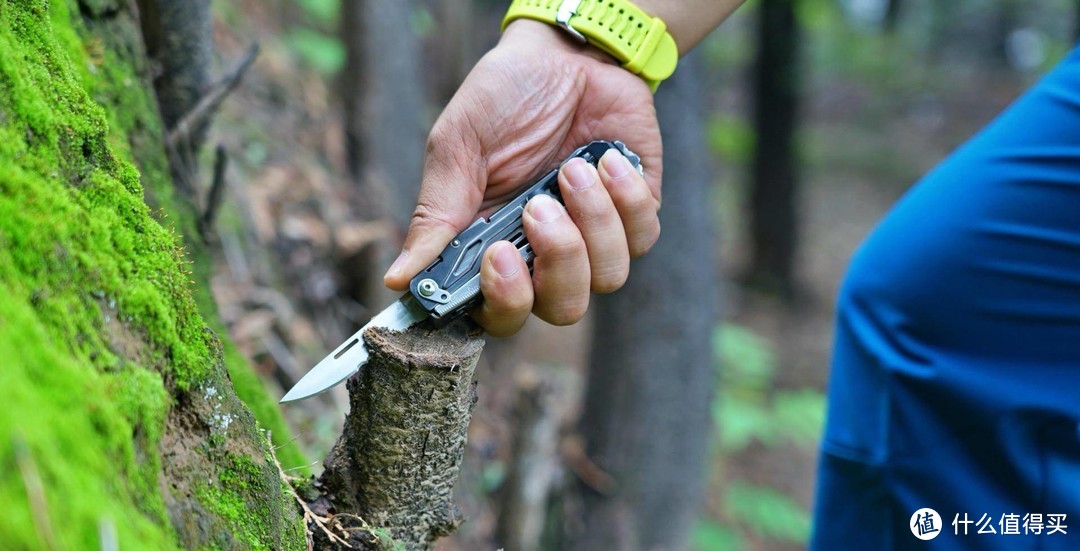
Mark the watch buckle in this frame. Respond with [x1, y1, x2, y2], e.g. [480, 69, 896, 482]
[556, 0, 587, 42]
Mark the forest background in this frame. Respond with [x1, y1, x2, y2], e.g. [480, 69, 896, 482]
[2, 0, 1076, 549]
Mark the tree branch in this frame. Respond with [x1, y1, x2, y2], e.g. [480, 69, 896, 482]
[166, 41, 259, 152]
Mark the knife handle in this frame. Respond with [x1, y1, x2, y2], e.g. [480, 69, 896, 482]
[408, 140, 643, 319]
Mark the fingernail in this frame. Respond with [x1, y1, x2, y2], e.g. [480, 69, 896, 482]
[490, 244, 520, 278]
[601, 149, 632, 179]
[563, 158, 595, 190]
[384, 250, 408, 279]
[527, 195, 563, 223]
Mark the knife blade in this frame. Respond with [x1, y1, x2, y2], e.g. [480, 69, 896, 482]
[280, 140, 643, 403]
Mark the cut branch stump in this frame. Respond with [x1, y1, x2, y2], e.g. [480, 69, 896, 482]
[317, 319, 485, 550]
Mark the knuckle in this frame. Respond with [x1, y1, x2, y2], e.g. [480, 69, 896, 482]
[567, 199, 617, 228]
[538, 235, 586, 263]
[410, 202, 459, 234]
[426, 115, 457, 153]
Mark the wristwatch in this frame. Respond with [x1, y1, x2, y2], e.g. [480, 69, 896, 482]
[502, 0, 678, 91]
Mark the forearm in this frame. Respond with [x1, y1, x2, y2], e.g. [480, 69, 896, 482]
[634, 0, 746, 54]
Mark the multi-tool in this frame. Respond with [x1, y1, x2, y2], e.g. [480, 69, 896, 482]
[280, 140, 643, 403]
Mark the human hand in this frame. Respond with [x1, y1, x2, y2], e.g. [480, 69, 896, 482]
[383, 20, 662, 337]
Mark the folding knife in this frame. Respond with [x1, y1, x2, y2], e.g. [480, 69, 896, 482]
[280, 140, 643, 403]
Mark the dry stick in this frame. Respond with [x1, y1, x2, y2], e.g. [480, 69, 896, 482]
[201, 144, 228, 230]
[268, 431, 356, 550]
[13, 434, 58, 550]
[166, 41, 259, 151]
[496, 371, 561, 551]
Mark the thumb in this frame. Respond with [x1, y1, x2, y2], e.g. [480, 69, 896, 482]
[383, 126, 486, 291]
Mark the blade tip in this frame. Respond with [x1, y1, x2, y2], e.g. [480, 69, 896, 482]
[279, 389, 306, 404]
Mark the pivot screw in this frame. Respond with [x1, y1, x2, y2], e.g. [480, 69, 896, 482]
[418, 279, 438, 297]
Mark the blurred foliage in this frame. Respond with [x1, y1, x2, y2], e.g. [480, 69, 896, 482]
[692, 520, 744, 551]
[711, 325, 825, 453]
[296, 0, 339, 27]
[282, 0, 345, 76]
[725, 482, 811, 543]
[707, 114, 755, 165]
[283, 28, 345, 75]
[694, 324, 824, 549]
[409, 5, 436, 38]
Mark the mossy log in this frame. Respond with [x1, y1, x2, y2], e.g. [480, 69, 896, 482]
[316, 320, 484, 550]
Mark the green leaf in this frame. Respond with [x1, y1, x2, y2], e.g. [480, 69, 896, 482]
[706, 115, 755, 164]
[691, 519, 744, 551]
[772, 389, 826, 447]
[283, 29, 345, 76]
[296, 0, 339, 27]
[714, 324, 775, 387]
[714, 395, 774, 452]
[725, 482, 811, 543]
[481, 460, 506, 493]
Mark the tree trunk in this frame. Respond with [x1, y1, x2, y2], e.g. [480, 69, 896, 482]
[883, 0, 902, 33]
[0, 0, 304, 547]
[316, 320, 485, 550]
[569, 53, 719, 551]
[991, 0, 1019, 66]
[748, 0, 800, 298]
[135, 0, 213, 191]
[495, 370, 562, 551]
[340, 0, 427, 309]
[1075, 0, 1080, 43]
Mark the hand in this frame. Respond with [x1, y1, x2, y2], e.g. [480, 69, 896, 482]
[383, 20, 662, 337]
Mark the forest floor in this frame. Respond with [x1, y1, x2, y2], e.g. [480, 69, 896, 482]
[199, 3, 1042, 549]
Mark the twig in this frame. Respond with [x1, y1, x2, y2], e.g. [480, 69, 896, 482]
[268, 432, 353, 549]
[167, 41, 259, 151]
[560, 434, 616, 495]
[201, 144, 228, 230]
[13, 434, 58, 550]
[284, 461, 321, 473]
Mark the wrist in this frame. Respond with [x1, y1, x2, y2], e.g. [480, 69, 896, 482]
[500, 19, 619, 68]
[500, 0, 679, 90]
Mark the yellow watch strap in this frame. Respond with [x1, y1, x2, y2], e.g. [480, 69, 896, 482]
[502, 0, 679, 92]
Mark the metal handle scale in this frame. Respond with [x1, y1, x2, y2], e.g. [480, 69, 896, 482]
[409, 140, 643, 319]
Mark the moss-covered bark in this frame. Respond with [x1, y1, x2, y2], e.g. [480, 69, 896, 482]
[0, 0, 304, 547]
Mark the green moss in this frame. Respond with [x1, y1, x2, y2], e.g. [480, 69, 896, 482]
[0, 0, 304, 547]
[58, 0, 307, 470]
[196, 451, 305, 550]
[0, 286, 175, 549]
[222, 340, 308, 470]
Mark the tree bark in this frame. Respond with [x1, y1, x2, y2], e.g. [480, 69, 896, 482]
[495, 370, 562, 551]
[1075, 0, 1080, 43]
[883, 0, 902, 33]
[569, 53, 719, 551]
[135, 0, 213, 191]
[748, 0, 801, 298]
[316, 320, 485, 550]
[341, 0, 426, 226]
[339, 0, 428, 310]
